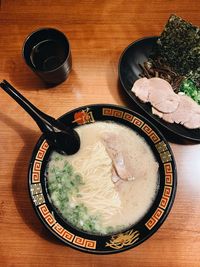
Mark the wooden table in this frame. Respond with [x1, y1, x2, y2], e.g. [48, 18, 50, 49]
[0, 1, 200, 266]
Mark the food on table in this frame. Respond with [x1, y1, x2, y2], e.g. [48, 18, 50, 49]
[139, 14, 200, 105]
[132, 77, 180, 113]
[133, 14, 200, 129]
[46, 121, 159, 234]
[139, 60, 184, 93]
[132, 77, 200, 129]
[162, 94, 200, 129]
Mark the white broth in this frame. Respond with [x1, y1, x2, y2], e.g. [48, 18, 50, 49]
[46, 121, 159, 234]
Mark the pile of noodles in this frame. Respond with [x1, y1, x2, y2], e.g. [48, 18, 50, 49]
[68, 141, 121, 221]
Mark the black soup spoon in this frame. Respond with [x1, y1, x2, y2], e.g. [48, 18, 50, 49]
[0, 80, 80, 155]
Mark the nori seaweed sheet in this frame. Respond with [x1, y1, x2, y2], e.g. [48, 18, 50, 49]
[156, 15, 200, 77]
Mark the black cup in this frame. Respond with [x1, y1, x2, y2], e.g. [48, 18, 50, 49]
[22, 28, 72, 85]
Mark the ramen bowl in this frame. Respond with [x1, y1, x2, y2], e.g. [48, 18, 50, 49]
[28, 104, 176, 254]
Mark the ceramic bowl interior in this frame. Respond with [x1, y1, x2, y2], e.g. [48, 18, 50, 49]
[28, 104, 176, 254]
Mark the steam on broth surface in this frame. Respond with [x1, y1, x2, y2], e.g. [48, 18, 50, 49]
[46, 121, 159, 234]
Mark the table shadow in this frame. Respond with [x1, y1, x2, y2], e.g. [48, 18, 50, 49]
[4, 56, 45, 90]
[5, 56, 62, 91]
[0, 112, 63, 246]
[6, 55, 76, 91]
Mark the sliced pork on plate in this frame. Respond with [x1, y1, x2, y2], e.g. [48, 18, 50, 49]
[148, 78, 180, 113]
[131, 77, 200, 129]
[131, 77, 150, 103]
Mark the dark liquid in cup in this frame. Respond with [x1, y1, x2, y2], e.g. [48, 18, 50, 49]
[30, 40, 66, 71]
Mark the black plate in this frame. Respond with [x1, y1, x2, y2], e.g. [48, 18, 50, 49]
[118, 36, 200, 142]
[28, 104, 176, 254]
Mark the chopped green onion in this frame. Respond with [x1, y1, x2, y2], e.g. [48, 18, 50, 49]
[180, 79, 200, 105]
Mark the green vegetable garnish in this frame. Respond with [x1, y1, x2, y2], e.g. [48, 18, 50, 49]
[46, 154, 116, 234]
[187, 68, 200, 88]
[180, 79, 200, 104]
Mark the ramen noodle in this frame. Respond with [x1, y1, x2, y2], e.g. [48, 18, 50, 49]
[46, 121, 159, 234]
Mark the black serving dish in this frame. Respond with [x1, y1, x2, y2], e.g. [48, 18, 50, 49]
[118, 36, 200, 142]
[28, 104, 176, 254]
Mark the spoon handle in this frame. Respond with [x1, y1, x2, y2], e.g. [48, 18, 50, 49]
[0, 80, 58, 134]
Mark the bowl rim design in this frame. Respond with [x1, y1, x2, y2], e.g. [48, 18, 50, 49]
[28, 104, 177, 254]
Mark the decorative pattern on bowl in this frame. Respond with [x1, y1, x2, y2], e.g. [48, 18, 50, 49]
[28, 104, 177, 254]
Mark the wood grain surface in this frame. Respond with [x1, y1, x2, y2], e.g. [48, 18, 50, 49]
[0, 1, 200, 266]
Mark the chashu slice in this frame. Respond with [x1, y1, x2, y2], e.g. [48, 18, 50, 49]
[162, 94, 200, 129]
[148, 78, 180, 113]
[101, 133, 136, 182]
[131, 77, 150, 103]
[184, 111, 200, 129]
[131, 77, 200, 129]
